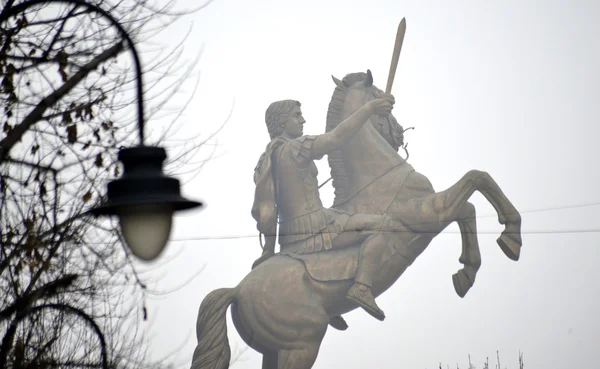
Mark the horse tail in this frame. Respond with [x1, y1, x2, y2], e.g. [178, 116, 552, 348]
[191, 288, 236, 369]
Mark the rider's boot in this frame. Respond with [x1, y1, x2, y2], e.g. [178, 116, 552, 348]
[329, 315, 349, 331]
[346, 282, 385, 321]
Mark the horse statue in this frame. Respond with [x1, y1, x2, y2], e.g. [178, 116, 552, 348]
[189, 70, 522, 369]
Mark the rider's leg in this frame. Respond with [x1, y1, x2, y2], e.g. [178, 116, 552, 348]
[331, 212, 403, 248]
[345, 232, 389, 321]
[331, 213, 402, 321]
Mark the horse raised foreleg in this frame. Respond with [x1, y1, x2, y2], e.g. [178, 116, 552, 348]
[453, 202, 482, 298]
[473, 172, 522, 261]
[390, 170, 521, 261]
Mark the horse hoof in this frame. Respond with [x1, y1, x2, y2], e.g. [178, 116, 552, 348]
[497, 232, 521, 261]
[452, 269, 474, 298]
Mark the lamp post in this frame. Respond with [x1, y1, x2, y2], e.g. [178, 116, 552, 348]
[0, 0, 203, 261]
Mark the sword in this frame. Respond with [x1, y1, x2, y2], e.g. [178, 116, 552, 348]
[385, 18, 407, 94]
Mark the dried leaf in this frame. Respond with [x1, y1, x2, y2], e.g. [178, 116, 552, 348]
[34, 249, 43, 263]
[66, 124, 77, 144]
[56, 51, 68, 82]
[62, 112, 72, 125]
[14, 338, 24, 365]
[25, 236, 35, 253]
[59, 68, 68, 82]
[94, 153, 103, 168]
[75, 104, 83, 119]
[84, 105, 93, 119]
[82, 191, 92, 203]
[2, 75, 12, 92]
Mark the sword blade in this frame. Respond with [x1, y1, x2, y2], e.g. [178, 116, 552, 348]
[385, 18, 407, 94]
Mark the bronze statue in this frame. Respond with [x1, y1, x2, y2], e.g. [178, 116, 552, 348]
[251, 95, 409, 323]
[189, 70, 522, 369]
[190, 19, 522, 369]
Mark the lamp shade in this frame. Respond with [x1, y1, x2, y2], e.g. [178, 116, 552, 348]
[91, 145, 202, 260]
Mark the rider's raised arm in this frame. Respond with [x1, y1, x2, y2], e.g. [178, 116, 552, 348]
[311, 104, 374, 159]
[311, 96, 393, 159]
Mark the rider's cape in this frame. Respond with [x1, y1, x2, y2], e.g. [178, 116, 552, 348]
[251, 137, 287, 244]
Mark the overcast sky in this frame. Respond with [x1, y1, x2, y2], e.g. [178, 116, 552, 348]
[135, 0, 599, 368]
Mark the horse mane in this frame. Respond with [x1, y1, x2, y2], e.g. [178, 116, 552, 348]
[324, 73, 364, 202]
[325, 72, 406, 202]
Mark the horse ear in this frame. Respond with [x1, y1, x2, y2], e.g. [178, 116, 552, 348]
[364, 69, 373, 87]
[332, 75, 346, 88]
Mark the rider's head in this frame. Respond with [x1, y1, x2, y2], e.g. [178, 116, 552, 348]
[265, 100, 304, 139]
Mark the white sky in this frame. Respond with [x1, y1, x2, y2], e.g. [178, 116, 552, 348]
[136, 0, 600, 368]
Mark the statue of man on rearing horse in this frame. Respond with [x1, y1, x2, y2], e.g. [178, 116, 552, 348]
[251, 92, 408, 323]
[190, 21, 522, 369]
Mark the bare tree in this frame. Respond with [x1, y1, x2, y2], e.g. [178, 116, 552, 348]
[0, 1, 213, 368]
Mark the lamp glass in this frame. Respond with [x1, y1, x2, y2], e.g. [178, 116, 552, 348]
[118, 204, 173, 261]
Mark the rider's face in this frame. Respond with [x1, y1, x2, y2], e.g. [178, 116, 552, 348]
[281, 106, 305, 138]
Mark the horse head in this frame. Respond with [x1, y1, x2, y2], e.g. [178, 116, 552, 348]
[325, 70, 408, 208]
[329, 70, 404, 151]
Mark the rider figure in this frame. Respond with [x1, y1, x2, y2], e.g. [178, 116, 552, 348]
[251, 95, 399, 322]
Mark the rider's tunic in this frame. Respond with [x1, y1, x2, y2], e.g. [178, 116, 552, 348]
[272, 135, 351, 254]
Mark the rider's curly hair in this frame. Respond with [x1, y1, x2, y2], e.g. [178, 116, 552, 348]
[265, 100, 301, 139]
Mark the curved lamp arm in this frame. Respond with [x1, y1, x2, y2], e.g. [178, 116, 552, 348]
[0, 303, 109, 369]
[0, 0, 146, 144]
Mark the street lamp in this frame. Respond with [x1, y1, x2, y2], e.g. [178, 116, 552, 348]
[0, 0, 203, 261]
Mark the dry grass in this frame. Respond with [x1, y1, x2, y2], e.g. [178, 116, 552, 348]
[437, 351, 524, 369]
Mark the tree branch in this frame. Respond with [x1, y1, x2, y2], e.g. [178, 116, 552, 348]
[0, 274, 78, 320]
[0, 41, 124, 163]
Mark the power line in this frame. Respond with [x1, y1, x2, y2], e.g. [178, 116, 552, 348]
[170, 201, 600, 242]
[474, 201, 600, 218]
[170, 228, 600, 242]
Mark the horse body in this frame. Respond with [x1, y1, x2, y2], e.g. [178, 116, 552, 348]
[190, 71, 522, 369]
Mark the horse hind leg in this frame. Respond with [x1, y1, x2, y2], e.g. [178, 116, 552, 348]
[453, 202, 482, 298]
[277, 345, 321, 369]
[262, 350, 278, 369]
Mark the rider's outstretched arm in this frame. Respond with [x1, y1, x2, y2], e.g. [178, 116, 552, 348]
[311, 95, 394, 159]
